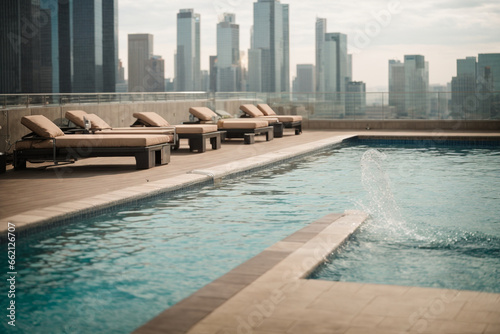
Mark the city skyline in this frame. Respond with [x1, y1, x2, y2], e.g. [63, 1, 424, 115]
[119, 0, 500, 90]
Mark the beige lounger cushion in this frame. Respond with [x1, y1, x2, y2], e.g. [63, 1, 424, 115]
[263, 115, 302, 122]
[84, 114, 112, 130]
[65, 110, 89, 128]
[16, 139, 55, 150]
[189, 107, 218, 121]
[217, 120, 268, 129]
[257, 104, 277, 116]
[257, 104, 302, 121]
[175, 124, 218, 134]
[240, 104, 264, 117]
[16, 134, 171, 150]
[133, 112, 170, 127]
[21, 115, 65, 138]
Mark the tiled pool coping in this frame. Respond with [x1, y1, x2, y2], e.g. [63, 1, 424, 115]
[133, 211, 368, 334]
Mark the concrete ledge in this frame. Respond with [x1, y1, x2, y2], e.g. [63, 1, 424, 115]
[304, 119, 500, 131]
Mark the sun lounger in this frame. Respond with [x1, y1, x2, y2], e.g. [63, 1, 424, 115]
[14, 115, 171, 169]
[189, 107, 276, 142]
[131, 112, 223, 153]
[240, 104, 302, 135]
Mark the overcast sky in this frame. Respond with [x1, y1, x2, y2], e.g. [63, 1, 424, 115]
[119, 0, 500, 90]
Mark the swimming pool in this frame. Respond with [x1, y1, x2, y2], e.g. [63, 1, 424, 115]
[2, 140, 499, 334]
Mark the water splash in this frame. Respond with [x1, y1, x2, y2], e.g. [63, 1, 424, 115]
[359, 149, 414, 238]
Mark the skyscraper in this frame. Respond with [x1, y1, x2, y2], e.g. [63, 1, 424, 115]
[323, 33, 348, 94]
[404, 55, 429, 118]
[72, 0, 103, 93]
[315, 18, 326, 93]
[477, 53, 500, 118]
[57, 0, 73, 93]
[477, 53, 500, 91]
[144, 55, 165, 92]
[389, 56, 429, 118]
[346, 81, 366, 116]
[0, 0, 42, 93]
[248, 0, 289, 92]
[216, 13, 240, 92]
[1, 0, 117, 93]
[293, 64, 315, 93]
[388, 59, 405, 116]
[451, 57, 477, 118]
[128, 34, 153, 92]
[102, 0, 118, 92]
[175, 9, 201, 91]
[315, 18, 349, 96]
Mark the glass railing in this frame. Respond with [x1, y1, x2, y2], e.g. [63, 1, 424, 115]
[1, 91, 499, 120]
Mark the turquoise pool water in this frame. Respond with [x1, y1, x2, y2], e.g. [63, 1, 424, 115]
[310, 143, 500, 292]
[2, 141, 499, 333]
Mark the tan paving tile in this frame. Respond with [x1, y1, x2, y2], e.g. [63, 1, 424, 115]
[485, 324, 500, 334]
[349, 314, 384, 327]
[286, 320, 349, 334]
[409, 319, 487, 334]
[344, 328, 403, 334]
[377, 316, 414, 331]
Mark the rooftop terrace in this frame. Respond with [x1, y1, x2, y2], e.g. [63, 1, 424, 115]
[1, 129, 499, 334]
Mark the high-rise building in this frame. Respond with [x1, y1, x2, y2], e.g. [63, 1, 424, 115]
[72, 0, 103, 92]
[477, 53, 499, 118]
[315, 18, 349, 96]
[388, 56, 429, 118]
[388, 59, 405, 116]
[144, 55, 165, 92]
[248, 0, 289, 92]
[404, 55, 429, 118]
[216, 13, 240, 92]
[209, 55, 218, 92]
[128, 34, 153, 92]
[293, 64, 315, 93]
[477, 53, 500, 91]
[102, 0, 118, 92]
[346, 81, 366, 116]
[1, 0, 117, 93]
[451, 57, 477, 118]
[315, 18, 327, 93]
[57, 0, 73, 93]
[0, 0, 42, 93]
[322, 33, 348, 94]
[175, 9, 201, 91]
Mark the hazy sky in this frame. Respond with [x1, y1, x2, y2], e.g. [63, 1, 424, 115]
[119, 0, 500, 90]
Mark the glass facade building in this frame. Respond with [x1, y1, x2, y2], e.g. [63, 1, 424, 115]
[175, 9, 201, 92]
[248, 0, 289, 93]
[72, 0, 103, 93]
[216, 13, 240, 92]
[102, 0, 118, 92]
[128, 34, 154, 92]
[1, 0, 116, 94]
[0, 0, 42, 93]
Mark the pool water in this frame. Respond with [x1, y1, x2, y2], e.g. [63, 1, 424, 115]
[2, 142, 499, 333]
[310, 145, 500, 293]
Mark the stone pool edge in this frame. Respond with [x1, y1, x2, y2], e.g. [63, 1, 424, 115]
[0, 134, 355, 239]
[132, 211, 369, 334]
